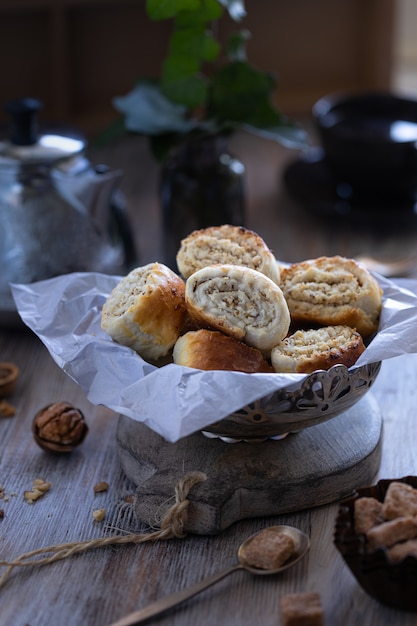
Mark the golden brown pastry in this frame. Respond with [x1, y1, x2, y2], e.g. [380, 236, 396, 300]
[271, 325, 365, 373]
[185, 264, 291, 355]
[176, 224, 281, 284]
[173, 329, 274, 373]
[280, 255, 382, 338]
[101, 262, 186, 361]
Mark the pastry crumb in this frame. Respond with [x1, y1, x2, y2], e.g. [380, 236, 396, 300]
[94, 481, 109, 493]
[92, 508, 106, 522]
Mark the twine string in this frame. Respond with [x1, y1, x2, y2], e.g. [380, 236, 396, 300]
[0, 470, 207, 590]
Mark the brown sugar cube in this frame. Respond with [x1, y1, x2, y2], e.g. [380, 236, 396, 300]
[354, 497, 385, 534]
[366, 516, 417, 550]
[382, 481, 417, 520]
[280, 592, 324, 626]
[243, 528, 295, 570]
[387, 538, 417, 564]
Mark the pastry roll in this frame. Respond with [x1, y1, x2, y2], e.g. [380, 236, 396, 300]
[173, 329, 274, 373]
[185, 264, 291, 355]
[101, 262, 186, 361]
[176, 224, 281, 284]
[271, 325, 365, 373]
[280, 255, 382, 338]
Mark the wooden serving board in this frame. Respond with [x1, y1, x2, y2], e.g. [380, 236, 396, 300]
[116, 394, 382, 535]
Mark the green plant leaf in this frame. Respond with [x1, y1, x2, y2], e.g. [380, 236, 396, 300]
[209, 61, 277, 124]
[202, 33, 221, 62]
[243, 122, 309, 149]
[163, 54, 199, 81]
[146, 0, 200, 21]
[170, 27, 220, 63]
[112, 82, 197, 134]
[175, 0, 222, 27]
[163, 71, 208, 109]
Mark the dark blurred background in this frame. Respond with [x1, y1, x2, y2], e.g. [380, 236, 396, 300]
[1, 0, 412, 140]
[2, 0, 417, 272]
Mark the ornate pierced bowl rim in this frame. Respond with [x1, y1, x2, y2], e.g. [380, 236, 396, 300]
[203, 361, 382, 441]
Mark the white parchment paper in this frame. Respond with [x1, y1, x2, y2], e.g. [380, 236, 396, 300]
[11, 272, 417, 442]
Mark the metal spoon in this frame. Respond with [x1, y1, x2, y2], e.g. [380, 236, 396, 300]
[108, 525, 310, 626]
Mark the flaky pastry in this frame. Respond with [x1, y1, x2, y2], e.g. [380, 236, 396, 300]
[173, 329, 273, 373]
[176, 224, 280, 283]
[185, 264, 290, 355]
[271, 325, 365, 373]
[101, 262, 186, 361]
[280, 255, 382, 338]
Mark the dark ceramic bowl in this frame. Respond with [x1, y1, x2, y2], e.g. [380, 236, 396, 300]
[334, 476, 417, 612]
[312, 91, 417, 201]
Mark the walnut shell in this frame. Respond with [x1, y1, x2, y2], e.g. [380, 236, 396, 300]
[32, 401, 88, 453]
[0, 362, 19, 397]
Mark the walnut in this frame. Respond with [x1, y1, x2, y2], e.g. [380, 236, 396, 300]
[0, 362, 19, 397]
[24, 478, 52, 503]
[32, 402, 88, 453]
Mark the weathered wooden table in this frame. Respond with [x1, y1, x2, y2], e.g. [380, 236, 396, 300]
[1, 130, 417, 625]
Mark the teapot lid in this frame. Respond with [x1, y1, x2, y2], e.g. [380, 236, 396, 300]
[0, 98, 85, 165]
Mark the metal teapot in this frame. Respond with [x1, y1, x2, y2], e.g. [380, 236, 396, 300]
[0, 98, 136, 325]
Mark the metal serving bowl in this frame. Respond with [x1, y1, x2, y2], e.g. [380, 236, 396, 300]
[202, 361, 381, 443]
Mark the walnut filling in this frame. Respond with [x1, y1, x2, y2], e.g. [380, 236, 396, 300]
[190, 237, 262, 270]
[193, 276, 276, 328]
[185, 264, 290, 353]
[176, 225, 280, 283]
[285, 278, 363, 306]
[106, 267, 154, 316]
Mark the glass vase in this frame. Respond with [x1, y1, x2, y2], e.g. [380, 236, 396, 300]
[160, 134, 246, 271]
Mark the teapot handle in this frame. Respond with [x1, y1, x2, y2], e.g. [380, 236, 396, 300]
[109, 187, 138, 270]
